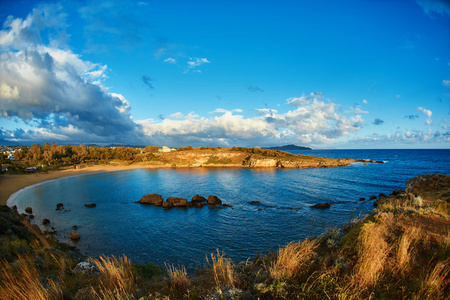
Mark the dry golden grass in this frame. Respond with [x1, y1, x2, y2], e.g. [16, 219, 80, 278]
[352, 221, 388, 289]
[268, 239, 318, 282]
[92, 255, 135, 300]
[414, 260, 450, 299]
[0, 255, 62, 300]
[394, 227, 418, 275]
[206, 249, 236, 290]
[165, 263, 190, 293]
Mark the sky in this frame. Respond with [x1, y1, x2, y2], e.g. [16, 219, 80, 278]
[0, 0, 449, 149]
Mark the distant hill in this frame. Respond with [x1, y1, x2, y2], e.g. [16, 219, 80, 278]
[264, 144, 312, 151]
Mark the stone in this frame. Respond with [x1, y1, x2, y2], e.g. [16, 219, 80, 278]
[42, 218, 50, 225]
[70, 231, 80, 241]
[84, 203, 96, 208]
[223, 203, 233, 207]
[166, 197, 188, 207]
[73, 262, 98, 274]
[25, 207, 32, 214]
[405, 174, 450, 194]
[412, 195, 423, 207]
[191, 194, 207, 203]
[359, 198, 365, 201]
[250, 201, 260, 205]
[310, 203, 331, 209]
[369, 196, 377, 200]
[207, 195, 222, 205]
[56, 203, 64, 210]
[136, 194, 164, 206]
[162, 201, 173, 209]
[72, 225, 78, 230]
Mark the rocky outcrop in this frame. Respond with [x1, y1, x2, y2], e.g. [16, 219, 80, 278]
[405, 174, 450, 194]
[207, 195, 222, 205]
[191, 194, 207, 203]
[25, 207, 32, 214]
[136, 194, 164, 206]
[42, 218, 51, 225]
[84, 203, 96, 208]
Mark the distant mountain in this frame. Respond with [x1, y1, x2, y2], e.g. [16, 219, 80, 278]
[265, 144, 312, 151]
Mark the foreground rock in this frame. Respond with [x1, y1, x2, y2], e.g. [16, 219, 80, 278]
[164, 197, 189, 209]
[207, 195, 222, 205]
[136, 194, 164, 206]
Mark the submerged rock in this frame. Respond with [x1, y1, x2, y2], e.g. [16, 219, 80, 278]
[70, 231, 80, 241]
[84, 203, 96, 208]
[42, 218, 50, 225]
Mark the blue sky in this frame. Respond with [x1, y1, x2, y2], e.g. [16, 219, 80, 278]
[0, 0, 449, 148]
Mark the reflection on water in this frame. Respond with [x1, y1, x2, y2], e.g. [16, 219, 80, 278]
[8, 149, 449, 267]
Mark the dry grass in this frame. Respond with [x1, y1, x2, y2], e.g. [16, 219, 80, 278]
[414, 260, 450, 299]
[352, 221, 389, 289]
[268, 239, 318, 282]
[165, 263, 190, 293]
[92, 255, 135, 300]
[394, 227, 418, 275]
[0, 255, 62, 300]
[206, 249, 236, 290]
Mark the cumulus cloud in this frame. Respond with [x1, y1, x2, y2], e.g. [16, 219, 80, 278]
[362, 99, 368, 104]
[134, 95, 365, 147]
[345, 106, 369, 114]
[210, 108, 243, 114]
[443, 79, 450, 86]
[348, 129, 450, 146]
[286, 92, 324, 107]
[0, 6, 140, 144]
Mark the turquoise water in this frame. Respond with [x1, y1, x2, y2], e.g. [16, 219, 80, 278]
[8, 149, 449, 268]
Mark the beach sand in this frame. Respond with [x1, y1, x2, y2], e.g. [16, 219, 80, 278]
[0, 164, 157, 205]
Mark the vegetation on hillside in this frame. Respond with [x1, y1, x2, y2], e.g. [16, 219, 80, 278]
[0, 176, 448, 299]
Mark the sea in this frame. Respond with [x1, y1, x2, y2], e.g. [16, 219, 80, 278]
[7, 149, 450, 268]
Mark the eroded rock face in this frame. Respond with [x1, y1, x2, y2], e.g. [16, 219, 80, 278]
[405, 174, 450, 194]
[136, 194, 164, 206]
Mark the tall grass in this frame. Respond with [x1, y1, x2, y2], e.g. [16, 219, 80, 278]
[394, 227, 418, 275]
[92, 255, 135, 300]
[165, 263, 190, 293]
[0, 255, 62, 300]
[414, 260, 450, 299]
[268, 239, 317, 282]
[352, 221, 388, 289]
[206, 249, 236, 290]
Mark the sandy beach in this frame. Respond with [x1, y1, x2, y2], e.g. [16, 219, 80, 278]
[0, 164, 156, 205]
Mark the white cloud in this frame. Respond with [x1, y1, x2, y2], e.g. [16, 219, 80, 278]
[169, 112, 184, 119]
[416, 107, 432, 118]
[362, 99, 368, 104]
[187, 57, 210, 68]
[443, 79, 450, 87]
[286, 92, 323, 107]
[345, 106, 369, 114]
[210, 108, 243, 114]
[416, 0, 450, 17]
[164, 57, 176, 64]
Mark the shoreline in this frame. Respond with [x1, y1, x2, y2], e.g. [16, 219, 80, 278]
[0, 164, 159, 206]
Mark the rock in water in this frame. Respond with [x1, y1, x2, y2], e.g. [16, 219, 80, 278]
[310, 203, 331, 209]
[84, 203, 96, 208]
[136, 194, 164, 206]
[166, 197, 188, 208]
[70, 231, 80, 241]
[207, 195, 222, 205]
[42, 218, 51, 225]
[25, 207, 32, 214]
[191, 194, 207, 203]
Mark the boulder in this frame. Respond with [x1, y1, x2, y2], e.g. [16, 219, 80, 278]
[359, 198, 365, 201]
[369, 196, 377, 200]
[310, 203, 331, 209]
[56, 203, 64, 210]
[223, 203, 233, 208]
[250, 201, 260, 205]
[70, 231, 80, 241]
[136, 194, 164, 206]
[84, 203, 96, 208]
[42, 218, 51, 225]
[405, 174, 450, 194]
[166, 197, 188, 208]
[73, 261, 99, 274]
[207, 195, 222, 205]
[191, 194, 207, 203]
[25, 207, 32, 214]
[162, 201, 173, 209]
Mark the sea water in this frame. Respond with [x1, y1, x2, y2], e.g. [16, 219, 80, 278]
[8, 149, 449, 268]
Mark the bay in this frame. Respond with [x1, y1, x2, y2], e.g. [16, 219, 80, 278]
[8, 149, 449, 268]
